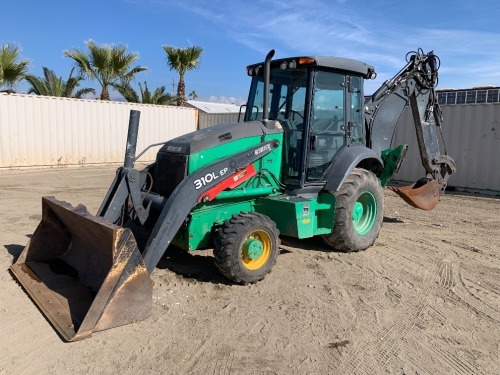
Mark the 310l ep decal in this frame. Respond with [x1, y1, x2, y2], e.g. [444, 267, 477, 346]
[193, 168, 229, 190]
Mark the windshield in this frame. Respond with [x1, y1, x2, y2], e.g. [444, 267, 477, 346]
[245, 68, 308, 182]
[245, 68, 308, 130]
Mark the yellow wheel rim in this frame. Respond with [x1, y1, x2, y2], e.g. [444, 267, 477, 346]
[241, 230, 271, 271]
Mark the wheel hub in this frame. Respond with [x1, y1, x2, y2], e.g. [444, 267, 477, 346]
[352, 191, 377, 236]
[353, 202, 364, 222]
[243, 238, 264, 260]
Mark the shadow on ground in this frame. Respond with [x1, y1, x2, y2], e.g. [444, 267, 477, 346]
[4, 244, 24, 264]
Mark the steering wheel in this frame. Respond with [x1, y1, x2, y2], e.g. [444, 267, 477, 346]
[325, 117, 343, 131]
[290, 110, 303, 121]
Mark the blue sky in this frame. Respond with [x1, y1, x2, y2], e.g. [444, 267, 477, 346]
[2, 0, 500, 103]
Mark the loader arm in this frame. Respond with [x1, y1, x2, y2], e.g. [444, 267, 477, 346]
[364, 49, 456, 210]
[97, 111, 152, 225]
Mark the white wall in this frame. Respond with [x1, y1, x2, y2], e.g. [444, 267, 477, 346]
[0, 93, 197, 168]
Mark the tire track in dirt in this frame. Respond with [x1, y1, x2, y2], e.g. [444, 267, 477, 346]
[393, 244, 487, 374]
[443, 238, 500, 261]
[454, 274, 500, 324]
[334, 270, 433, 373]
[438, 259, 456, 289]
[210, 351, 235, 375]
[403, 329, 485, 375]
[382, 248, 486, 374]
[331, 237, 484, 375]
[438, 240, 500, 324]
[424, 340, 485, 375]
[324, 238, 438, 373]
[175, 335, 213, 374]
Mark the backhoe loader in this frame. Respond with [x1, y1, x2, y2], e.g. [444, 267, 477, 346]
[11, 48, 456, 341]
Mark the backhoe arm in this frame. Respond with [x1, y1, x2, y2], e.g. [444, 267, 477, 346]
[365, 49, 456, 210]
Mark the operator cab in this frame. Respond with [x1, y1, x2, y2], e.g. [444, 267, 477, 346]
[244, 56, 376, 192]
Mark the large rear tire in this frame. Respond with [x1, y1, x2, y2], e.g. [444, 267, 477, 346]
[322, 168, 384, 252]
[214, 212, 280, 284]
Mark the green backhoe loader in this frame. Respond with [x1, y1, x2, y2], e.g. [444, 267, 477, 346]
[11, 49, 456, 341]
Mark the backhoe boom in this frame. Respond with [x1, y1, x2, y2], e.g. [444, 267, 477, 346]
[365, 49, 456, 209]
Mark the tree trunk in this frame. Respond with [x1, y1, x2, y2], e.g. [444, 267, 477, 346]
[177, 76, 186, 106]
[101, 85, 110, 101]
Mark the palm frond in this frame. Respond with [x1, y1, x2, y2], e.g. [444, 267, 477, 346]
[65, 40, 148, 100]
[162, 45, 203, 106]
[0, 43, 30, 90]
[114, 81, 140, 103]
[162, 45, 203, 77]
[25, 66, 94, 98]
[73, 87, 96, 99]
[25, 74, 49, 95]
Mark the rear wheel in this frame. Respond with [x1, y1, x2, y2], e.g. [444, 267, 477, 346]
[322, 168, 384, 252]
[214, 212, 280, 284]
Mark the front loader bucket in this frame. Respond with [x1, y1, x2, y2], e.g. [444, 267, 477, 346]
[388, 178, 441, 211]
[10, 196, 152, 341]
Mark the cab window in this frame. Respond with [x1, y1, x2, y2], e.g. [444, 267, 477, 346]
[306, 71, 346, 182]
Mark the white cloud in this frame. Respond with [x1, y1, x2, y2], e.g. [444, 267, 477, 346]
[158, 0, 500, 89]
[205, 95, 246, 105]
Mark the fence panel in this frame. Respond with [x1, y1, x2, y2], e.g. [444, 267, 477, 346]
[0, 93, 197, 168]
[198, 112, 240, 129]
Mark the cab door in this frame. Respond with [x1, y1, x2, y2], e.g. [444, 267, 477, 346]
[305, 72, 365, 183]
[305, 71, 346, 182]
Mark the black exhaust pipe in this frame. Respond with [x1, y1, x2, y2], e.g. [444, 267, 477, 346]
[262, 49, 275, 128]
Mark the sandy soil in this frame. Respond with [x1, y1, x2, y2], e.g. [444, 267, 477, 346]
[0, 166, 499, 375]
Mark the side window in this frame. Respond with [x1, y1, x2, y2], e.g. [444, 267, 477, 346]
[311, 71, 345, 133]
[281, 83, 308, 181]
[349, 76, 364, 145]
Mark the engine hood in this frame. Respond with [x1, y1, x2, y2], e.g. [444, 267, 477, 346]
[158, 120, 282, 155]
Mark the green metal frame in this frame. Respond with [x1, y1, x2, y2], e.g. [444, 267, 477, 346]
[255, 192, 336, 238]
[378, 144, 408, 186]
[173, 133, 284, 251]
[173, 133, 409, 252]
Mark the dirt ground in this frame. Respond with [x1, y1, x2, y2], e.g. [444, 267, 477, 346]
[0, 165, 499, 375]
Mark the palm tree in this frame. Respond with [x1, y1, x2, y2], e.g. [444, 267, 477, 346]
[115, 81, 177, 105]
[162, 45, 203, 106]
[25, 67, 95, 98]
[188, 90, 198, 100]
[64, 40, 148, 100]
[0, 43, 30, 93]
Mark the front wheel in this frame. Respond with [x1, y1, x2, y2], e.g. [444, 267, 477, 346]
[322, 168, 384, 252]
[214, 212, 280, 284]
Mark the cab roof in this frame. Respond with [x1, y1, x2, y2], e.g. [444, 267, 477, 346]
[247, 56, 376, 78]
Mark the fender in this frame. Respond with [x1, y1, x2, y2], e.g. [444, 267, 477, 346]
[324, 145, 383, 192]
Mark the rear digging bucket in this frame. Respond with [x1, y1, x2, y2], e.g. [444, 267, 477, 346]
[388, 178, 441, 211]
[10, 196, 152, 341]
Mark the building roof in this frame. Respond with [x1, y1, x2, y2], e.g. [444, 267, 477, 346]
[187, 100, 241, 113]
